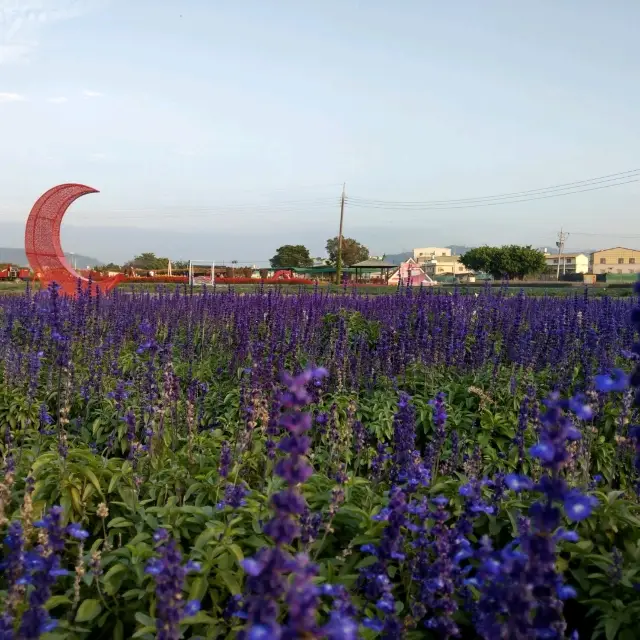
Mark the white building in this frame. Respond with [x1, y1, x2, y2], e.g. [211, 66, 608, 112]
[413, 247, 451, 263]
[423, 255, 473, 278]
[544, 253, 589, 275]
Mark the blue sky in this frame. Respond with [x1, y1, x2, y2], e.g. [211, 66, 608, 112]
[0, 0, 638, 263]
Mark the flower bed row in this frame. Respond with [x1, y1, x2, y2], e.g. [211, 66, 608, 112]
[118, 276, 317, 285]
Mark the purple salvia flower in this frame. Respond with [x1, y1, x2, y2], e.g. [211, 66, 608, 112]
[218, 440, 232, 479]
[145, 530, 201, 640]
[19, 507, 69, 639]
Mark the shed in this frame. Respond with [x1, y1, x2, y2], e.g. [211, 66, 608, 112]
[351, 259, 397, 283]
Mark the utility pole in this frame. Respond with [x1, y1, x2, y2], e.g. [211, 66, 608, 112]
[335, 183, 346, 285]
[555, 228, 569, 280]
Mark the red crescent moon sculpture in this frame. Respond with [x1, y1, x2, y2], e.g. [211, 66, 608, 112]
[25, 184, 124, 296]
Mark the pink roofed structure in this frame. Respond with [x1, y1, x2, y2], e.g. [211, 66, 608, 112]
[387, 258, 436, 286]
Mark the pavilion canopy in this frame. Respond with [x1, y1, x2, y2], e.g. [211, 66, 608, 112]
[350, 259, 397, 269]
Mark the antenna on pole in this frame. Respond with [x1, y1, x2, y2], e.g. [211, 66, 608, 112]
[555, 228, 569, 280]
[335, 183, 346, 285]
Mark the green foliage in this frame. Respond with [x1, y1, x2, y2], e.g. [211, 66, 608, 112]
[269, 244, 314, 268]
[125, 253, 170, 271]
[325, 236, 369, 267]
[1, 311, 640, 638]
[97, 263, 121, 272]
[461, 245, 547, 279]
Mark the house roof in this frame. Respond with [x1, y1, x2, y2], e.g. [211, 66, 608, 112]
[544, 253, 587, 259]
[422, 255, 462, 262]
[591, 247, 640, 254]
[351, 259, 397, 268]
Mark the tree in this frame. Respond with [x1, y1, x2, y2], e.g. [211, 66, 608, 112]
[499, 245, 547, 280]
[125, 253, 170, 271]
[326, 237, 369, 267]
[97, 262, 121, 272]
[270, 245, 314, 268]
[461, 245, 546, 280]
[459, 246, 499, 274]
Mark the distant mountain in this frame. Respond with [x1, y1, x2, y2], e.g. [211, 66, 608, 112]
[0, 247, 101, 268]
[384, 247, 473, 263]
[447, 245, 474, 256]
[383, 251, 413, 265]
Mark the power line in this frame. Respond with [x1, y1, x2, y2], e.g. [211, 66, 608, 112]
[77, 172, 637, 221]
[2, 170, 636, 226]
[345, 178, 639, 211]
[569, 231, 640, 239]
[346, 168, 640, 207]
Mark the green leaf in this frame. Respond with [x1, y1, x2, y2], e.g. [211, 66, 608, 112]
[605, 617, 621, 640]
[45, 595, 72, 609]
[80, 467, 105, 498]
[135, 613, 156, 628]
[228, 544, 244, 563]
[108, 473, 122, 494]
[189, 576, 209, 601]
[355, 556, 377, 570]
[218, 570, 242, 595]
[194, 526, 218, 551]
[107, 517, 132, 529]
[75, 599, 102, 622]
[103, 563, 128, 582]
[113, 620, 125, 640]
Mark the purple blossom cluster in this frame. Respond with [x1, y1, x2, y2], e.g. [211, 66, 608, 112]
[238, 366, 357, 639]
[145, 528, 201, 640]
[462, 392, 599, 638]
[2, 279, 640, 639]
[0, 507, 88, 639]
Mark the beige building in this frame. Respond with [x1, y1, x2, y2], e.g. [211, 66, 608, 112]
[413, 247, 451, 262]
[544, 253, 589, 275]
[590, 247, 640, 275]
[423, 255, 473, 277]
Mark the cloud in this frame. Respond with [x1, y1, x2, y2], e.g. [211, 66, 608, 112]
[47, 96, 67, 103]
[0, 1, 105, 65]
[0, 91, 25, 101]
[83, 89, 103, 98]
[89, 152, 106, 161]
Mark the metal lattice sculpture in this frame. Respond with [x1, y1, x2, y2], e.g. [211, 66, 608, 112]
[25, 184, 124, 296]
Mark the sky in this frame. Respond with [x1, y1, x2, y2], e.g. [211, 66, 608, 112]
[0, 0, 639, 264]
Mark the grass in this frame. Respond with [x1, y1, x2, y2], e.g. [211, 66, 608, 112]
[0, 280, 635, 297]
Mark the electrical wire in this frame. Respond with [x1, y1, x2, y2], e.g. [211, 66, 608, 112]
[569, 231, 640, 239]
[345, 178, 639, 211]
[346, 168, 640, 207]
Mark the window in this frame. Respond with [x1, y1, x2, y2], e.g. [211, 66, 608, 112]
[553, 259, 558, 264]
[566, 258, 573, 263]
[618, 258, 625, 264]
[600, 258, 606, 264]
[630, 258, 636, 264]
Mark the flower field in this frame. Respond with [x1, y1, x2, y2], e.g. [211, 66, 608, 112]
[1, 283, 640, 639]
